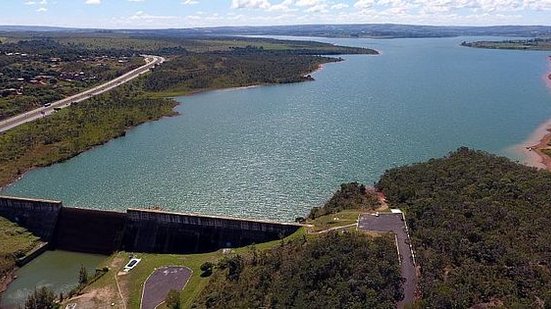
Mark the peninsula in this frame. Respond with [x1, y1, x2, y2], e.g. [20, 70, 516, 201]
[0, 34, 377, 189]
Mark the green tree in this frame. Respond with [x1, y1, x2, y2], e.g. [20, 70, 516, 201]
[24, 287, 58, 309]
[165, 289, 181, 309]
[78, 264, 88, 286]
[199, 262, 214, 277]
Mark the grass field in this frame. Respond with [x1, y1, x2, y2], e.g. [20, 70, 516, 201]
[0, 216, 41, 278]
[73, 228, 306, 309]
[52, 36, 377, 54]
[307, 209, 362, 232]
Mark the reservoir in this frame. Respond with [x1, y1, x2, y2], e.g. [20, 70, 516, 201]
[3, 37, 551, 221]
[0, 251, 105, 308]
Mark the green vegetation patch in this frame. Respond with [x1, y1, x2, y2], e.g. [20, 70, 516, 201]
[0, 39, 142, 119]
[53, 35, 377, 55]
[462, 38, 551, 51]
[308, 209, 362, 232]
[0, 216, 40, 277]
[144, 52, 339, 96]
[194, 231, 403, 309]
[308, 182, 381, 220]
[377, 147, 551, 307]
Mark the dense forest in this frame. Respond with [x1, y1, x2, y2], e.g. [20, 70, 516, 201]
[194, 232, 403, 308]
[0, 39, 138, 59]
[377, 148, 551, 307]
[144, 51, 338, 93]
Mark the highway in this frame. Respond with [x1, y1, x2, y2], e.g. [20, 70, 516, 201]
[0, 55, 165, 133]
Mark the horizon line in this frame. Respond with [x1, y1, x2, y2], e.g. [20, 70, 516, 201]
[1, 22, 551, 32]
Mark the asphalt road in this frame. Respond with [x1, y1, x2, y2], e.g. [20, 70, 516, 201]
[358, 213, 417, 309]
[0, 54, 165, 133]
[140, 266, 192, 309]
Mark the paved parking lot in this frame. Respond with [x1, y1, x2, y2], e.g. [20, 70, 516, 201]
[141, 266, 192, 309]
[358, 213, 417, 308]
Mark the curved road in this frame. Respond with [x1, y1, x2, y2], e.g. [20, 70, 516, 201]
[358, 213, 417, 308]
[0, 55, 165, 133]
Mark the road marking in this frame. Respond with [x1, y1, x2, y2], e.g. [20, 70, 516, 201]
[0, 55, 165, 133]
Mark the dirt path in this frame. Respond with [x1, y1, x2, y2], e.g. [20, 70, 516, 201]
[64, 254, 127, 308]
[308, 223, 357, 234]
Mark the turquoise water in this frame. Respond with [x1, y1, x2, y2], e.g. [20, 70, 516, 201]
[3, 37, 551, 221]
[0, 251, 105, 308]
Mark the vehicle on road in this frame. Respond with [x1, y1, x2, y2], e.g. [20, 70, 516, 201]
[43, 103, 51, 107]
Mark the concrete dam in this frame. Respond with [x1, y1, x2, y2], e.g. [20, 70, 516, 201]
[0, 195, 302, 255]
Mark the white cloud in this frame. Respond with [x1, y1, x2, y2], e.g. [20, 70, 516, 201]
[128, 0, 145, 2]
[295, 0, 321, 6]
[130, 11, 178, 20]
[85, 0, 101, 4]
[24, 0, 49, 12]
[231, 0, 272, 9]
[268, 0, 296, 11]
[306, 3, 328, 12]
[330, 3, 349, 9]
[354, 0, 376, 9]
[182, 0, 198, 4]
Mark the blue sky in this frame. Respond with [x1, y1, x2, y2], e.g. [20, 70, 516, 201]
[2, 0, 550, 29]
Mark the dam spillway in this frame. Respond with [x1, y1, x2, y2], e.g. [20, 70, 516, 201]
[0, 195, 302, 255]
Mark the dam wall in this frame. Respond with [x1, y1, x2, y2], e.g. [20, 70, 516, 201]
[52, 207, 126, 254]
[123, 209, 301, 253]
[0, 195, 61, 242]
[0, 196, 302, 255]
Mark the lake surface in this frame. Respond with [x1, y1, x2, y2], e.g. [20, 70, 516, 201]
[0, 251, 105, 308]
[3, 37, 551, 221]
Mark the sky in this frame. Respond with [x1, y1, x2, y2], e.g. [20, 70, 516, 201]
[2, 0, 550, 29]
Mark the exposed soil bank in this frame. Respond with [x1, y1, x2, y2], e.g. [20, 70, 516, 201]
[516, 58, 551, 170]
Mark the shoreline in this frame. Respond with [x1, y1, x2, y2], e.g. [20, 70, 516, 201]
[152, 61, 333, 100]
[0, 58, 339, 192]
[517, 57, 551, 170]
[0, 107, 179, 191]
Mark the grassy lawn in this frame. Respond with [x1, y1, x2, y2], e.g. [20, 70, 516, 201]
[0, 216, 41, 276]
[307, 209, 362, 232]
[76, 228, 306, 309]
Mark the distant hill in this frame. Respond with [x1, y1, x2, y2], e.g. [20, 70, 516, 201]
[1, 24, 551, 39]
